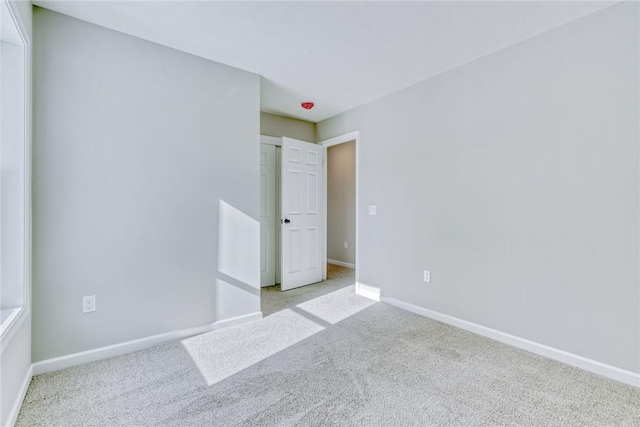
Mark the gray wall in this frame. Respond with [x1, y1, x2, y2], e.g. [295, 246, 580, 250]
[317, 3, 639, 373]
[327, 141, 356, 265]
[261, 112, 316, 142]
[33, 8, 261, 362]
[1, 2, 32, 426]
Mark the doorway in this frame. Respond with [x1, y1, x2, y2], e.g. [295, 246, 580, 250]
[325, 140, 356, 270]
[320, 131, 360, 292]
[259, 136, 324, 291]
[259, 132, 360, 293]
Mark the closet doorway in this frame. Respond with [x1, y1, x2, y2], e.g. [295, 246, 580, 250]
[260, 136, 325, 291]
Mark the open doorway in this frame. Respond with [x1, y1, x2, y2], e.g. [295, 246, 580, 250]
[260, 136, 325, 291]
[259, 132, 359, 301]
[324, 140, 355, 270]
[320, 131, 360, 292]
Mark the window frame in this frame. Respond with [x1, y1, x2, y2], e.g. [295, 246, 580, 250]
[0, 0, 31, 352]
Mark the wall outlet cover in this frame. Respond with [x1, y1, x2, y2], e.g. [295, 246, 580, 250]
[83, 295, 96, 313]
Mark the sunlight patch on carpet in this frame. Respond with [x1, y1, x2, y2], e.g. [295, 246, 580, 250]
[295, 286, 377, 324]
[181, 285, 374, 386]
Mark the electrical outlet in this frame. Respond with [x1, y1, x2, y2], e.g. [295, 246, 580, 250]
[344, 241, 348, 249]
[423, 270, 431, 283]
[83, 295, 96, 313]
[369, 205, 377, 215]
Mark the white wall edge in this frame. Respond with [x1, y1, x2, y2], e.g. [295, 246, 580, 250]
[327, 259, 355, 269]
[6, 364, 32, 427]
[355, 282, 380, 302]
[381, 297, 640, 388]
[32, 312, 263, 376]
[320, 131, 359, 148]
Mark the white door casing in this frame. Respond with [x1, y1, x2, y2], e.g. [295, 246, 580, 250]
[275, 146, 282, 284]
[259, 144, 276, 287]
[281, 137, 324, 291]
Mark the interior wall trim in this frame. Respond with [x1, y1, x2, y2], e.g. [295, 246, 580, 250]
[6, 364, 32, 427]
[382, 296, 640, 388]
[32, 312, 263, 376]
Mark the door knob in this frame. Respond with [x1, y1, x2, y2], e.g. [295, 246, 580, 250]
[284, 218, 291, 224]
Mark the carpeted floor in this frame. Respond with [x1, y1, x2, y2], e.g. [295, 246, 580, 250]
[17, 264, 640, 426]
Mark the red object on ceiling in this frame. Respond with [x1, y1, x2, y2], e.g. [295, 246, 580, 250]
[301, 102, 314, 110]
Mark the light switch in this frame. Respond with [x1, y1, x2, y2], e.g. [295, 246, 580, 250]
[368, 205, 377, 215]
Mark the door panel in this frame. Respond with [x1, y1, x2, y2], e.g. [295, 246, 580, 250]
[289, 170, 301, 213]
[307, 172, 318, 213]
[281, 138, 324, 291]
[259, 144, 276, 287]
[289, 228, 301, 273]
[307, 226, 318, 268]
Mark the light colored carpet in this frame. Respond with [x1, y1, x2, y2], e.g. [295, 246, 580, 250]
[17, 265, 640, 426]
[261, 264, 357, 317]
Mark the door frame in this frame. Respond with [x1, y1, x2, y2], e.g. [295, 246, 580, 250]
[319, 131, 360, 287]
[260, 135, 282, 286]
[259, 143, 276, 287]
[260, 135, 281, 147]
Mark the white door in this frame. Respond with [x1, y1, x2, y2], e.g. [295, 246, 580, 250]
[260, 144, 276, 287]
[281, 137, 324, 291]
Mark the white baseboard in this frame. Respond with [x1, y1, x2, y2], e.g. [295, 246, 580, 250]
[328, 259, 355, 269]
[355, 282, 380, 301]
[7, 364, 32, 427]
[32, 311, 263, 376]
[381, 297, 640, 388]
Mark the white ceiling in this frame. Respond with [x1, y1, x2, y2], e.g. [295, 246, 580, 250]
[34, 1, 615, 122]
